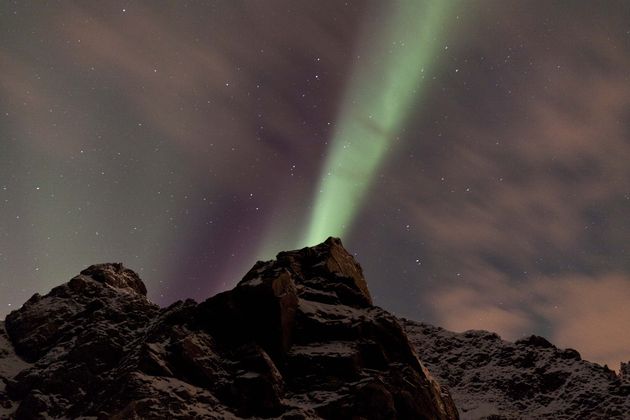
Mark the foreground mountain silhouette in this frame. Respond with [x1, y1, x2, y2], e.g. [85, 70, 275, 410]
[0, 238, 628, 419]
[0, 238, 458, 419]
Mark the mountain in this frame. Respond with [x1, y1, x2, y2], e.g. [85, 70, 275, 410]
[0, 238, 457, 419]
[402, 321, 629, 419]
[0, 238, 627, 419]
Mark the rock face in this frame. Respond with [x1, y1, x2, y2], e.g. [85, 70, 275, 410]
[0, 238, 458, 419]
[620, 362, 630, 384]
[402, 320, 630, 419]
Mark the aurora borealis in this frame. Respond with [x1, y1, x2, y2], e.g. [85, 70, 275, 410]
[2, 1, 630, 370]
[303, 1, 450, 245]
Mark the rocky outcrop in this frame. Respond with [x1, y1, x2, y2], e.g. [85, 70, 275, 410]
[402, 320, 630, 419]
[0, 238, 458, 419]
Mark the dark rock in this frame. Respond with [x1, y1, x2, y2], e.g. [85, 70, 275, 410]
[80, 262, 148, 295]
[539, 370, 569, 393]
[276, 236, 373, 307]
[560, 348, 581, 360]
[515, 335, 554, 349]
[14, 391, 51, 420]
[620, 361, 630, 383]
[0, 240, 458, 419]
[195, 265, 299, 360]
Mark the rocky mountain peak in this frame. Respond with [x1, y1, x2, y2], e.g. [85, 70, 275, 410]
[2, 239, 627, 419]
[79, 262, 148, 296]
[273, 236, 372, 305]
[0, 239, 457, 419]
[4, 261, 157, 364]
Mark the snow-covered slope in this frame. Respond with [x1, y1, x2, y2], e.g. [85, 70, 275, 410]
[402, 320, 630, 419]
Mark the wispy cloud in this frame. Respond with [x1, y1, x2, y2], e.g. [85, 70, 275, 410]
[372, 1, 630, 369]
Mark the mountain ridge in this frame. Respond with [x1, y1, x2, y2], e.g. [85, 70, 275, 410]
[0, 238, 457, 419]
[403, 320, 629, 419]
[0, 238, 628, 419]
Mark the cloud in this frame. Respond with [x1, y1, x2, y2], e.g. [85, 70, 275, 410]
[531, 274, 630, 371]
[363, 1, 630, 369]
[431, 272, 630, 370]
[54, 3, 364, 177]
[431, 281, 533, 339]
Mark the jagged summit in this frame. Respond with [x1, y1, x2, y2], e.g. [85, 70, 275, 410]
[273, 236, 372, 305]
[242, 236, 372, 305]
[0, 238, 457, 419]
[79, 262, 148, 296]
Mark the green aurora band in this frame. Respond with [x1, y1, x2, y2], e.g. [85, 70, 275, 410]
[303, 0, 452, 245]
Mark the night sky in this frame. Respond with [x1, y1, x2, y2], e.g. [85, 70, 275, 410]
[1, 1, 629, 369]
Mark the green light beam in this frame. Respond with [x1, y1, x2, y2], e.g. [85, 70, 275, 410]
[303, 0, 452, 245]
